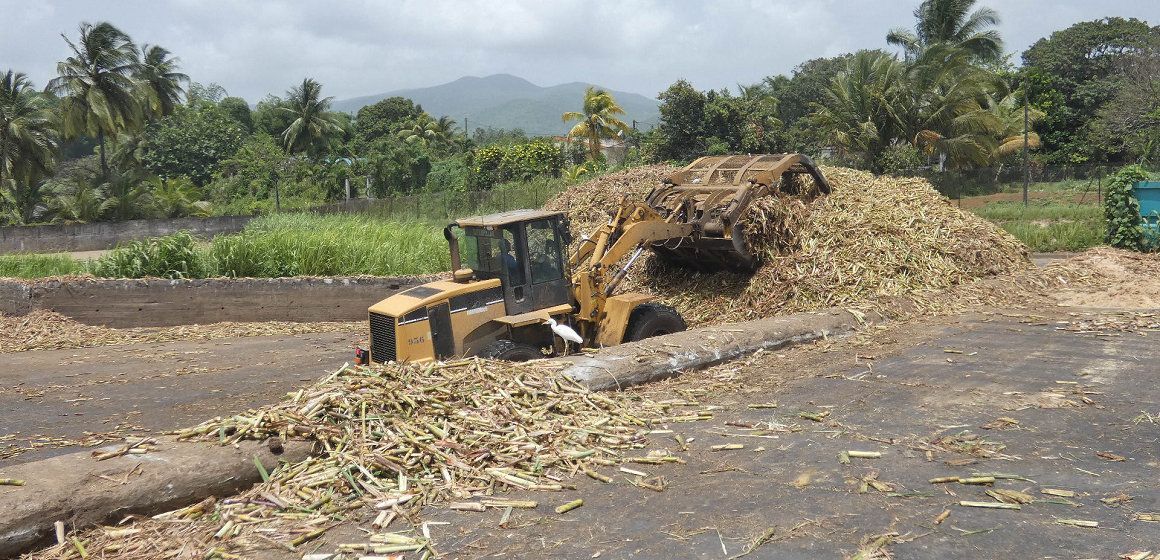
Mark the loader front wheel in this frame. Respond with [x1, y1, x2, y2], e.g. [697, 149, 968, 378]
[481, 340, 543, 361]
[623, 303, 687, 342]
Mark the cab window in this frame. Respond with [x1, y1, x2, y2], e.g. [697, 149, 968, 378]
[463, 226, 524, 285]
[527, 219, 563, 284]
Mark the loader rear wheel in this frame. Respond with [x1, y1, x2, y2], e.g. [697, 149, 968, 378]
[481, 340, 543, 361]
[623, 303, 687, 342]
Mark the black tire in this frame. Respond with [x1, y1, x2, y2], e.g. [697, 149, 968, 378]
[480, 339, 543, 361]
[623, 303, 687, 342]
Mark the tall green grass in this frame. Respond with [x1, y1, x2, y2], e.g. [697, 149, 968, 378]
[212, 213, 447, 277]
[971, 202, 1105, 252]
[0, 253, 87, 278]
[1, 214, 449, 280]
[89, 231, 214, 279]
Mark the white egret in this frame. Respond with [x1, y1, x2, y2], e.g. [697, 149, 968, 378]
[546, 318, 583, 344]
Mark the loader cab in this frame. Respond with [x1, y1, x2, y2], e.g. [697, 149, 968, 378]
[452, 210, 573, 316]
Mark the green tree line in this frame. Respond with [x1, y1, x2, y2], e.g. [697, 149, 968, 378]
[639, 1, 1159, 173]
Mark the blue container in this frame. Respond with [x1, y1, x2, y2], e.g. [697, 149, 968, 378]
[1135, 181, 1160, 226]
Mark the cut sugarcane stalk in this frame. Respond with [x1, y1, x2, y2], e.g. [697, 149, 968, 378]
[958, 477, 995, 485]
[959, 501, 1020, 509]
[1055, 518, 1098, 528]
[711, 444, 744, 451]
[555, 499, 583, 514]
[584, 469, 612, 483]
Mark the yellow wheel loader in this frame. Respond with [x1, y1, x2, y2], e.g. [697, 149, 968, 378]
[359, 154, 831, 364]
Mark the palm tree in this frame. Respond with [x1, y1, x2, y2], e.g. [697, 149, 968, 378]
[47, 22, 143, 178]
[3, 178, 52, 224]
[562, 87, 630, 161]
[397, 121, 437, 147]
[100, 171, 153, 220]
[809, 51, 904, 170]
[279, 78, 345, 157]
[987, 92, 1044, 163]
[397, 115, 458, 149]
[50, 174, 105, 222]
[150, 176, 210, 217]
[136, 45, 188, 118]
[1, 71, 57, 205]
[428, 116, 457, 143]
[893, 44, 1004, 168]
[886, 0, 1003, 62]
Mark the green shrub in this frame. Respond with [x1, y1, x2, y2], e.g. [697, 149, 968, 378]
[91, 231, 214, 279]
[469, 141, 563, 189]
[425, 157, 469, 192]
[1103, 165, 1150, 251]
[876, 145, 925, 175]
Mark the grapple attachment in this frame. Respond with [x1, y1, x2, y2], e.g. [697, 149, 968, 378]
[644, 154, 831, 272]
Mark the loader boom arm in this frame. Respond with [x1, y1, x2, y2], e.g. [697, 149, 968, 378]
[568, 201, 694, 327]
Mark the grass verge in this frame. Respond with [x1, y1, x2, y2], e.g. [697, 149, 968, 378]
[0, 253, 87, 278]
[971, 202, 1104, 252]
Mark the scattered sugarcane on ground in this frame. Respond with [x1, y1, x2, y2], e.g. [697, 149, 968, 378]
[21, 358, 705, 560]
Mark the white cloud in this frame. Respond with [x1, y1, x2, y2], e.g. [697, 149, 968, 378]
[0, 0, 1155, 104]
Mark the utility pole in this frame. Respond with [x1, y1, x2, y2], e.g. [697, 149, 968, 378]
[632, 119, 637, 130]
[274, 174, 281, 212]
[1023, 76, 1030, 207]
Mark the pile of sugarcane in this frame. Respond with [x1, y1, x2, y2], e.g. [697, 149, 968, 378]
[547, 165, 1031, 326]
[28, 359, 704, 560]
[544, 164, 679, 235]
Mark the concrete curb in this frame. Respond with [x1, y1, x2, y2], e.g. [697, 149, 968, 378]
[0, 276, 435, 328]
[563, 307, 879, 391]
[0, 438, 314, 558]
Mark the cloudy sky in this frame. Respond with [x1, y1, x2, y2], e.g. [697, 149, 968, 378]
[2, 0, 1156, 104]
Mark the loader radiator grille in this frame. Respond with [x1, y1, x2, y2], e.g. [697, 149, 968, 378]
[369, 312, 396, 363]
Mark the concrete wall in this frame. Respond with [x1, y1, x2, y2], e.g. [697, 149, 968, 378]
[0, 215, 253, 254]
[1, 276, 434, 327]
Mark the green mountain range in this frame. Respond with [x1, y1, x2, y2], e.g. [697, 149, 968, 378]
[332, 74, 661, 137]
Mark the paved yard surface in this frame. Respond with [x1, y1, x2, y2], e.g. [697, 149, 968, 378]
[333, 309, 1157, 560]
[0, 331, 359, 466]
[3, 307, 1159, 559]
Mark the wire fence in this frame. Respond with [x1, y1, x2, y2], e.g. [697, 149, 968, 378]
[890, 163, 1160, 202]
[285, 162, 1160, 224]
[302, 181, 566, 223]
